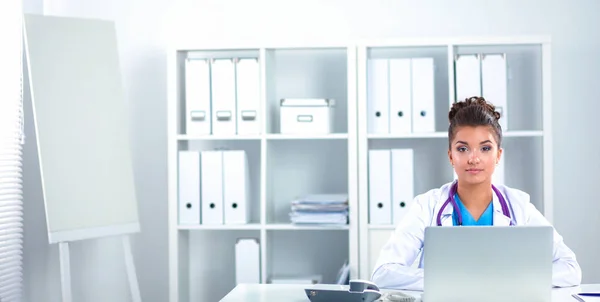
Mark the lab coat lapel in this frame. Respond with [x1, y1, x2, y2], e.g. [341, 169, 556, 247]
[440, 214, 454, 226]
[439, 191, 455, 227]
[493, 211, 511, 226]
[492, 190, 511, 226]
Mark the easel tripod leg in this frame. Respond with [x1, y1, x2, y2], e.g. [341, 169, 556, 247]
[59, 242, 72, 302]
[123, 236, 141, 302]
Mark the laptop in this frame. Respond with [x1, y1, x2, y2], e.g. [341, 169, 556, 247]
[422, 226, 553, 302]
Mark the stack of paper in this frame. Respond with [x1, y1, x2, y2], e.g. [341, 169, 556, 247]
[289, 194, 349, 225]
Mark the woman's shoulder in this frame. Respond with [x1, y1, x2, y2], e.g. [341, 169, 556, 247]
[494, 183, 530, 201]
[413, 181, 454, 208]
[493, 183, 532, 209]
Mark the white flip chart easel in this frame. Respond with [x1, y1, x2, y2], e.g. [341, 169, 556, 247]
[59, 236, 141, 302]
[23, 13, 142, 302]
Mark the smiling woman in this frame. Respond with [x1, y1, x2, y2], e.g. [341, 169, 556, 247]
[447, 97, 504, 222]
[369, 96, 582, 291]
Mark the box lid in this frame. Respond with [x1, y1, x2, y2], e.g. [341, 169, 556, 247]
[280, 98, 335, 107]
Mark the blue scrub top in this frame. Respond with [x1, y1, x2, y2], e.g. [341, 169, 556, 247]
[452, 193, 493, 226]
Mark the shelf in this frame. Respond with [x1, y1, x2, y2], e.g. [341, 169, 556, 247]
[368, 225, 396, 230]
[365, 45, 451, 134]
[176, 133, 349, 141]
[366, 130, 543, 139]
[171, 130, 556, 141]
[180, 139, 263, 226]
[267, 230, 349, 285]
[266, 139, 349, 224]
[176, 48, 262, 137]
[368, 138, 453, 194]
[264, 47, 349, 135]
[177, 134, 262, 141]
[499, 136, 544, 212]
[266, 133, 348, 140]
[357, 39, 551, 281]
[169, 38, 551, 299]
[367, 132, 446, 139]
[187, 229, 261, 301]
[265, 224, 349, 230]
[177, 224, 349, 231]
[453, 44, 544, 132]
[504, 131, 544, 137]
[178, 224, 262, 230]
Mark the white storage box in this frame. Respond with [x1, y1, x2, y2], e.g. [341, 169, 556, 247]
[279, 98, 335, 134]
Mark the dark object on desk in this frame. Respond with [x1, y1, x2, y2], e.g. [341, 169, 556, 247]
[305, 280, 417, 302]
[572, 292, 600, 302]
[377, 292, 417, 302]
[578, 293, 600, 297]
[305, 280, 381, 302]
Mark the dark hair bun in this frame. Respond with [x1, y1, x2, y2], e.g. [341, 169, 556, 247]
[449, 96, 501, 123]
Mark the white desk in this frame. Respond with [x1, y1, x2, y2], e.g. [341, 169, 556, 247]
[220, 283, 600, 302]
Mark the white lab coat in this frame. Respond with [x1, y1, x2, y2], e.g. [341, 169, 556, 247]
[371, 181, 582, 291]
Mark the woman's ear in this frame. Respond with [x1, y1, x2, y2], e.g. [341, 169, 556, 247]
[448, 149, 453, 166]
[496, 147, 503, 164]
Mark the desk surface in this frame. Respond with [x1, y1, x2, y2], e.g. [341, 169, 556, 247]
[220, 283, 600, 302]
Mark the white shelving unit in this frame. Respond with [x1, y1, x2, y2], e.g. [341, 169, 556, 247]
[167, 36, 552, 301]
[167, 43, 358, 302]
[356, 36, 552, 280]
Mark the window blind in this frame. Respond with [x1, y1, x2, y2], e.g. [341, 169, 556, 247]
[0, 1, 25, 301]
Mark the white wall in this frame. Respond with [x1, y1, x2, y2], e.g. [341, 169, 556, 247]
[22, 0, 600, 301]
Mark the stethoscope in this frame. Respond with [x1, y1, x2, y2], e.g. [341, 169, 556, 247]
[436, 181, 513, 226]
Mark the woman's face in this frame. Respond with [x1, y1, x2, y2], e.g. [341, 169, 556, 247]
[448, 125, 502, 185]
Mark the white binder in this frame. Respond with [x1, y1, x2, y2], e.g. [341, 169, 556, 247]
[368, 149, 392, 225]
[223, 150, 250, 224]
[184, 59, 211, 135]
[481, 54, 508, 130]
[178, 151, 201, 225]
[201, 150, 224, 224]
[235, 238, 261, 284]
[455, 54, 481, 102]
[411, 58, 435, 133]
[391, 149, 414, 224]
[235, 58, 261, 135]
[389, 59, 412, 134]
[367, 59, 390, 134]
[211, 59, 237, 135]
